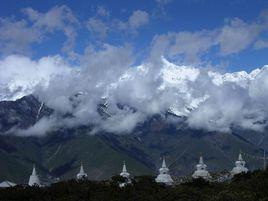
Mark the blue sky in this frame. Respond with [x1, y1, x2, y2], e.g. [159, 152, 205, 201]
[1, 0, 268, 72]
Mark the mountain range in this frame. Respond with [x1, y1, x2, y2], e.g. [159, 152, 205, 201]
[0, 58, 268, 184]
[0, 94, 267, 184]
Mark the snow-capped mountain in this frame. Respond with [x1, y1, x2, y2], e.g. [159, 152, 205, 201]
[114, 57, 265, 117]
[0, 57, 264, 102]
[0, 55, 72, 101]
[1, 57, 268, 134]
[208, 68, 262, 88]
[162, 57, 262, 88]
[159, 58, 264, 116]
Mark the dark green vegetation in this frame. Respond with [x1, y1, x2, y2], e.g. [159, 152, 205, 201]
[1, 123, 266, 183]
[0, 133, 152, 183]
[1, 170, 268, 201]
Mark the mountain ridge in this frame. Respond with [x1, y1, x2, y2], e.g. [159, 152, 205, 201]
[0, 95, 267, 184]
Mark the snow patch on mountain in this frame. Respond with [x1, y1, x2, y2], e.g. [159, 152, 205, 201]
[0, 55, 264, 104]
[208, 69, 261, 88]
[0, 55, 72, 101]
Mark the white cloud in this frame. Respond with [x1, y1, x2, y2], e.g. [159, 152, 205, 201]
[153, 0, 173, 18]
[0, 55, 71, 101]
[23, 5, 79, 54]
[249, 66, 268, 107]
[86, 9, 149, 39]
[100, 110, 145, 134]
[0, 5, 79, 56]
[0, 18, 42, 55]
[254, 39, 268, 49]
[20, 44, 135, 135]
[150, 12, 268, 64]
[116, 10, 150, 33]
[128, 10, 149, 31]
[217, 18, 262, 55]
[96, 5, 110, 17]
[169, 30, 217, 62]
[14, 117, 58, 137]
[86, 18, 109, 38]
[155, 0, 173, 4]
[23, 5, 78, 30]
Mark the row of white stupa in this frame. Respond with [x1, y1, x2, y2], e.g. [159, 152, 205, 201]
[1, 153, 248, 187]
[75, 153, 248, 186]
[75, 152, 248, 186]
[155, 153, 248, 185]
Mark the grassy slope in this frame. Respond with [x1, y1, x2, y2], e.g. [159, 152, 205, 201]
[0, 122, 265, 183]
[107, 127, 264, 176]
[0, 136, 42, 183]
[0, 133, 153, 183]
[42, 134, 153, 180]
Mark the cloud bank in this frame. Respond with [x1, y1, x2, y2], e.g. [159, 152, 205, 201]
[1, 51, 268, 136]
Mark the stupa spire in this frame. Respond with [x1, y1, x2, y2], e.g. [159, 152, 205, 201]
[120, 161, 130, 178]
[238, 153, 243, 161]
[79, 162, 85, 174]
[32, 165, 37, 175]
[76, 162, 88, 180]
[199, 156, 204, 164]
[119, 161, 131, 187]
[28, 164, 41, 186]
[162, 157, 167, 168]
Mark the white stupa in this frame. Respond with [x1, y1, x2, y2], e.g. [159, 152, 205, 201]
[28, 165, 41, 186]
[155, 157, 174, 185]
[230, 153, 248, 176]
[192, 156, 211, 180]
[0, 181, 16, 188]
[119, 161, 131, 187]
[76, 163, 88, 180]
[120, 161, 130, 178]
